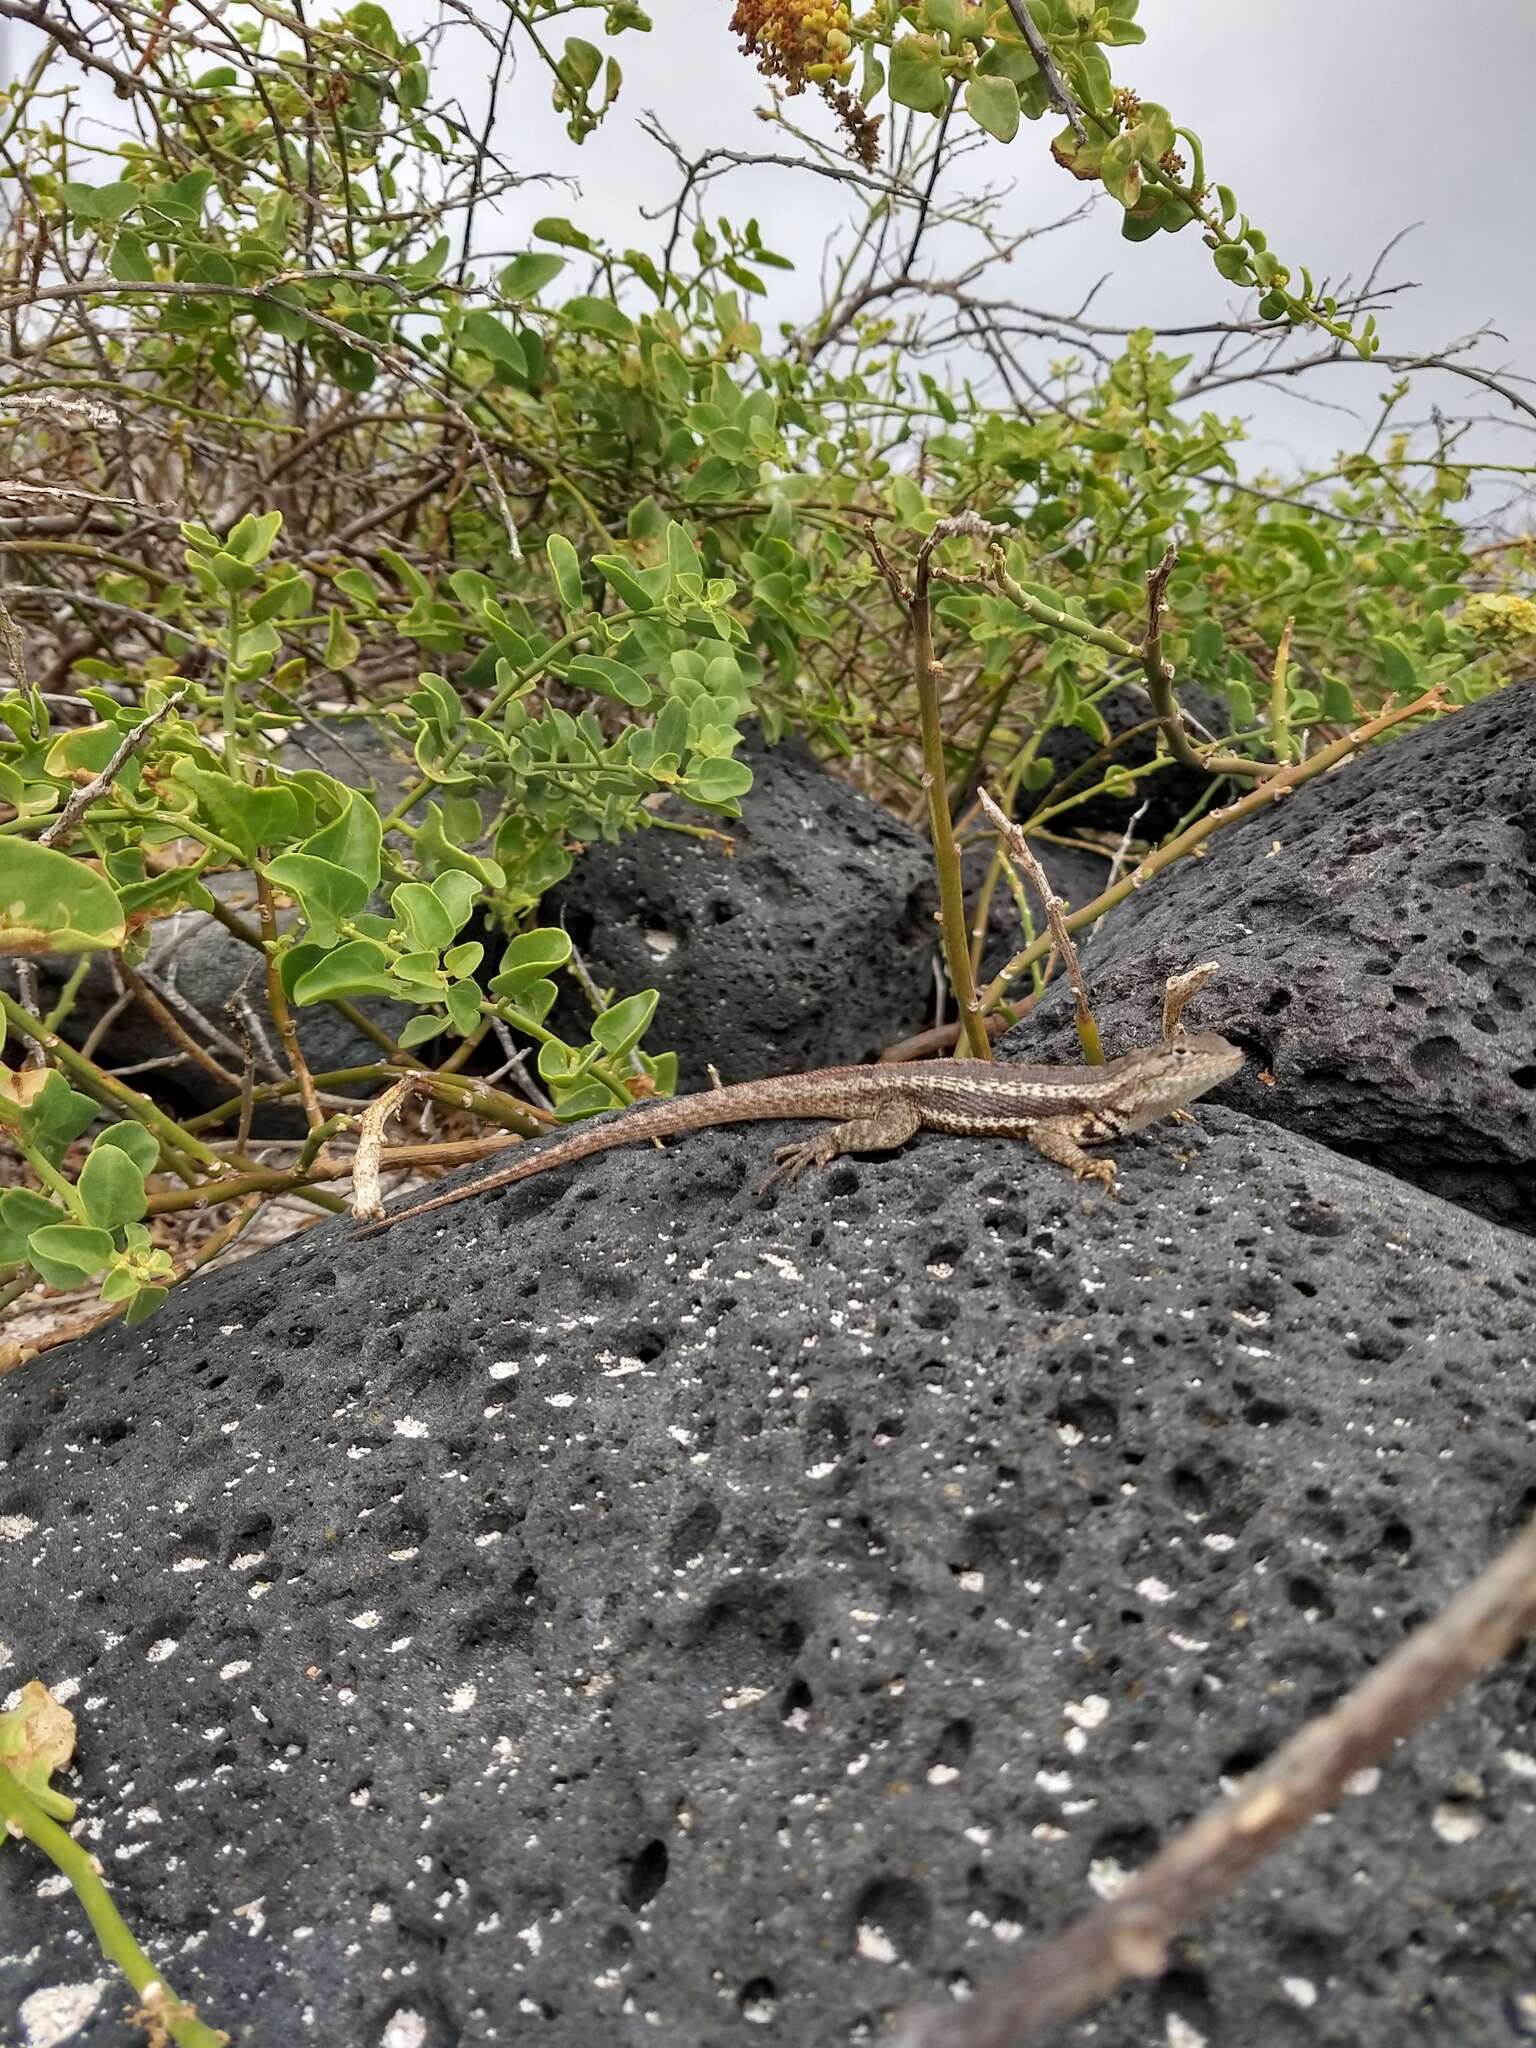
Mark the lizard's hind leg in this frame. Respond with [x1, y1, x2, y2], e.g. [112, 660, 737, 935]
[762, 1100, 923, 1189]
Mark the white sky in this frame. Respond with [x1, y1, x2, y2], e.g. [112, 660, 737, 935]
[6, 2, 1533, 486]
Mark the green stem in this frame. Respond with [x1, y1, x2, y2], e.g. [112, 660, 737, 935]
[911, 554, 991, 1060]
[0, 1763, 228, 2048]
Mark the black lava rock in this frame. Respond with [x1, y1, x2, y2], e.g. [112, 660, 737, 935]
[1006, 681, 1536, 1235]
[1023, 680, 1232, 839]
[3, 1108, 1533, 2047]
[546, 729, 938, 1086]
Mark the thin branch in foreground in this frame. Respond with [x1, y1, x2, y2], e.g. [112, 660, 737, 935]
[999, 0, 1087, 144]
[886, 1506, 1536, 2048]
[975, 787, 1101, 1064]
[37, 690, 185, 848]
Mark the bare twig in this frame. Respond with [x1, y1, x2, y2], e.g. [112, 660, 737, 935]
[1160, 961, 1220, 1042]
[887, 1505, 1536, 2048]
[976, 787, 1102, 1062]
[37, 692, 185, 848]
[999, 0, 1087, 144]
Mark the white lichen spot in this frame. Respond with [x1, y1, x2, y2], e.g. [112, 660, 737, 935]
[1087, 1857, 1131, 1901]
[1063, 1695, 1109, 1732]
[446, 1685, 477, 1713]
[1282, 1977, 1318, 2009]
[350, 1611, 382, 1631]
[721, 1688, 767, 1712]
[393, 1417, 429, 1439]
[488, 1362, 519, 1381]
[545, 1393, 577, 1409]
[19, 1980, 108, 2047]
[855, 1923, 898, 1964]
[1432, 1801, 1484, 1844]
[1, 1515, 40, 1542]
[380, 2012, 428, 2048]
[172, 1558, 207, 1574]
[926, 1764, 959, 1786]
[1343, 1767, 1380, 1797]
[1165, 2016, 1208, 2048]
[145, 1639, 178, 1664]
[956, 1570, 984, 1594]
[1135, 1577, 1176, 1604]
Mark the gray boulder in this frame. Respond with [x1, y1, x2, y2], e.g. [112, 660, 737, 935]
[546, 728, 939, 1086]
[1007, 681, 1536, 1234]
[2, 1107, 1533, 2047]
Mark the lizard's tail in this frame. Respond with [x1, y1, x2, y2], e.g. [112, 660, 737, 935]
[352, 1108, 668, 1234]
[352, 1076, 847, 1235]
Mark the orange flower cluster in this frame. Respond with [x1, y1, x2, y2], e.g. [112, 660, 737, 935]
[729, 1, 881, 166]
[729, 0, 855, 93]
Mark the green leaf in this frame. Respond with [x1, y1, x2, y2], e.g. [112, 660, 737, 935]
[665, 520, 704, 593]
[563, 296, 637, 343]
[1375, 636, 1422, 695]
[290, 937, 398, 1004]
[27, 1222, 115, 1287]
[1265, 520, 1330, 575]
[592, 553, 658, 612]
[546, 534, 585, 613]
[443, 941, 484, 978]
[432, 869, 480, 932]
[298, 791, 382, 896]
[499, 251, 566, 300]
[170, 763, 301, 862]
[444, 979, 482, 1037]
[489, 926, 572, 998]
[567, 654, 652, 707]
[1212, 244, 1252, 285]
[110, 231, 155, 283]
[888, 33, 948, 113]
[396, 1013, 445, 1049]
[0, 1188, 63, 1266]
[391, 880, 456, 951]
[77, 1144, 147, 1230]
[591, 989, 658, 1059]
[533, 215, 596, 250]
[225, 510, 283, 565]
[324, 608, 361, 669]
[0, 840, 125, 955]
[264, 853, 371, 947]
[123, 1283, 168, 1326]
[92, 1122, 160, 1175]
[682, 754, 754, 804]
[965, 75, 1019, 143]
[458, 310, 528, 377]
[62, 180, 139, 223]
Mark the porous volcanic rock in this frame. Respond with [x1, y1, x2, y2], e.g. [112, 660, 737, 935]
[546, 729, 938, 1086]
[2, 1107, 1533, 2047]
[1009, 681, 1536, 1235]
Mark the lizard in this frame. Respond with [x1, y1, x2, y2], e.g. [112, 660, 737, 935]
[356, 1031, 1245, 1234]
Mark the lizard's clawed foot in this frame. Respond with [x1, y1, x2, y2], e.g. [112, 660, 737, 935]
[1167, 1106, 1198, 1127]
[1076, 1157, 1119, 1194]
[761, 1138, 834, 1190]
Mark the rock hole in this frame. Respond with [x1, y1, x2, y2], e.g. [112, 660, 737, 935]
[622, 1838, 669, 1912]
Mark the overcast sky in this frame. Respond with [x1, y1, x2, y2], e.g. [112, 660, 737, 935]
[449, 0, 1536, 484]
[7, 2, 1533, 487]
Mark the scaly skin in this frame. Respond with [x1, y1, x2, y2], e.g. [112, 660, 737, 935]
[356, 1032, 1245, 1234]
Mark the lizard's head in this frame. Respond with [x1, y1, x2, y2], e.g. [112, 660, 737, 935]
[1155, 1030, 1246, 1098]
[1111, 1030, 1245, 1130]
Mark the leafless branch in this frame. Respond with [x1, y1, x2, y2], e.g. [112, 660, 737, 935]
[888, 1507, 1536, 2048]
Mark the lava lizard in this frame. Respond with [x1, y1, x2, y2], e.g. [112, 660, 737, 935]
[357, 1032, 1244, 1234]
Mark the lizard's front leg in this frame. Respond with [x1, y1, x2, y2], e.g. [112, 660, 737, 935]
[762, 1101, 923, 1189]
[1027, 1116, 1119, 1192]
